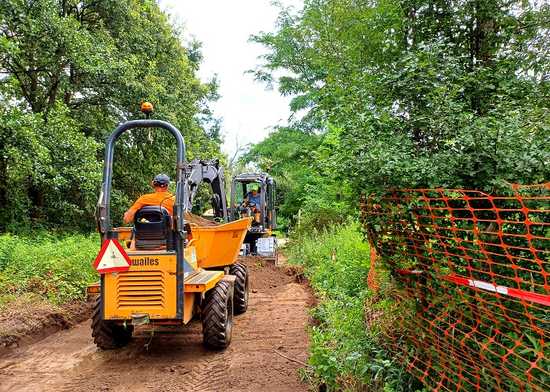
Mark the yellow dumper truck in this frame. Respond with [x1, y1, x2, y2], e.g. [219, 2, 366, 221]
[90, 113, 250, 350]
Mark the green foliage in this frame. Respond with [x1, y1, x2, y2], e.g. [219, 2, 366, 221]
[0, 0, 222, 232]
[0, 233, 98, 305]
[241, 128, 321, 222]
[241, 127, 356, 231]
[289, 222, 369, 299]
[251, 0, 549, 198]
[0, 104, 102, 231]
[287, 223, 419, 391]
[249, 1, 549, 389]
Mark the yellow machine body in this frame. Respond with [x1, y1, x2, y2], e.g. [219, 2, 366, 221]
[101, 246, 224, 324]
[100, 217, 250, 325]
[92, 119, 245, 350]
[103, 252, 178, 321]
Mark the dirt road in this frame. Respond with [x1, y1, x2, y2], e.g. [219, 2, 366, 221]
[0, 258, 313, 392]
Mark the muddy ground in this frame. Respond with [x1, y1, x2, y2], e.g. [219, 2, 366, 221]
[0, 298, 92, 350]
[0, 257, 314, 392]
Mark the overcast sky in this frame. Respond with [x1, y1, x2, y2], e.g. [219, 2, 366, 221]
[159, 0, 301, 157]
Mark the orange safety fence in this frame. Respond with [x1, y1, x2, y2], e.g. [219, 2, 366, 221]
[360, 183, 549, 391]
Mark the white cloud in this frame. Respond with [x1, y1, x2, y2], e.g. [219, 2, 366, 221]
[159, 0, 302, 157]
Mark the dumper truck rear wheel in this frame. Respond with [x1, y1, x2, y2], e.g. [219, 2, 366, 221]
[91, 296, 133, 350]
[202, 280, 233, 349]
[229, 263, 249, 314]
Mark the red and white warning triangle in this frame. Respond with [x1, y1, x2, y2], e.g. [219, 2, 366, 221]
[93, 239, 131, 274]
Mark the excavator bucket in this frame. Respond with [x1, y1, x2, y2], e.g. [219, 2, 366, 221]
[188, 216, 252, 268]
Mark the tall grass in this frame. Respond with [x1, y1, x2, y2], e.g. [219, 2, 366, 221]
[287, 222, 419, 391]
[0, 233, 99, 306]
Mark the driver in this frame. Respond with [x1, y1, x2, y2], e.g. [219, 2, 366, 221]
[244, 187, 261, 207]
[123, 174, 173, 223]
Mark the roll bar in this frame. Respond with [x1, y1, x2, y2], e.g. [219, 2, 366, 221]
[96, 119, 187, 239]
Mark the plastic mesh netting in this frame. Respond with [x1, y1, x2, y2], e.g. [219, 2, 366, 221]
[361, 183, 549, 391]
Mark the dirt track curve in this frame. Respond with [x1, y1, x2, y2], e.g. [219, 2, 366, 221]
[0, 258, 313, 392]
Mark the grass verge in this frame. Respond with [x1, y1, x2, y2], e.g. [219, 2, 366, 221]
[0, 233, 98, 307]
[0, 233, 98, 348]
[286, 222, 420, 391]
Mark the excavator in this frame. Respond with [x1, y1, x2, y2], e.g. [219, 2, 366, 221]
[89, 103, 250, 350]
[230, 173, 278, 263]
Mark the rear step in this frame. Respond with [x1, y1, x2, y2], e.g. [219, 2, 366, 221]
[184, 270, 224, 292]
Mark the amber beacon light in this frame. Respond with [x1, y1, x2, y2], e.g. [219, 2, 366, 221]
[140, 101, 154, 114]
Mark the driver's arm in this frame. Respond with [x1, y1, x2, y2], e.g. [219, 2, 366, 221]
[123, 197, 145, 224]
[123, 210, 135, 224]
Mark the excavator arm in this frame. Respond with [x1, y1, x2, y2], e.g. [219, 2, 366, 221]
[183, 159, 228, 221]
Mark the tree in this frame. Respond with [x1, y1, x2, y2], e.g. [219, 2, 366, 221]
[240, 126, 354, 230]
[0, 0, 222, 231]
[252, 0, 549, 199]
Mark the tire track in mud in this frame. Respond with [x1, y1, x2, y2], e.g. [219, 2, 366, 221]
[0, 258, 313, 392]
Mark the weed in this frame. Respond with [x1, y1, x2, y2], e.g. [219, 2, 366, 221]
[287, 221, 421, 391]
[0, 233, 98, 306]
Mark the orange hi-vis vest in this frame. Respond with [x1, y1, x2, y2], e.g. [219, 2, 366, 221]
[128, 191, 175, 216]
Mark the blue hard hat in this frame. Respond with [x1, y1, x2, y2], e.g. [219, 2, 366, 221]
[153, 174, 170, 186]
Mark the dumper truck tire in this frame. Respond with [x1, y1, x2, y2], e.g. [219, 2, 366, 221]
[202, 280, 233, 349]
[229, 263, 249, 314]
[91, 296, 133, 350]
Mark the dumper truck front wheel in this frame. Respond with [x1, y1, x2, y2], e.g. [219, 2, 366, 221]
[91, 296, 133, 350]
[229, 263, 249, 314]
[202, 280, 233, 349]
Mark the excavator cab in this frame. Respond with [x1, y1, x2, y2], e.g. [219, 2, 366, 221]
[230, 173, 278, 261]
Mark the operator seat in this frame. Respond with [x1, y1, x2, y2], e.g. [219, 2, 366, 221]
[133, 206, 174, 250]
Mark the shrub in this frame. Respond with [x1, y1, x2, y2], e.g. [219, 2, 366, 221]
[287, 222, 420, 391]
[0, 233, 99, 305]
